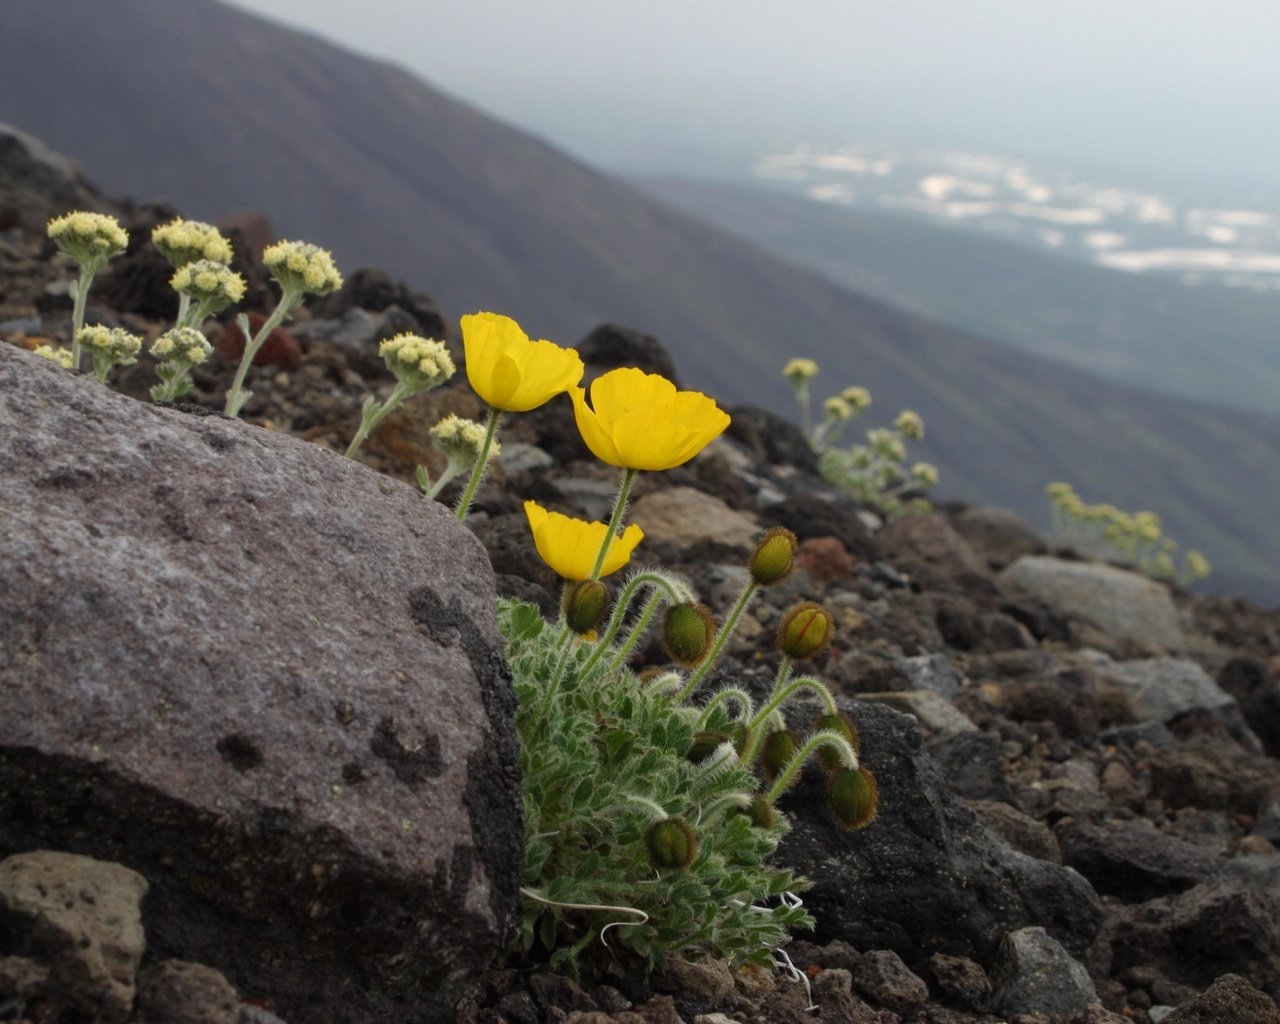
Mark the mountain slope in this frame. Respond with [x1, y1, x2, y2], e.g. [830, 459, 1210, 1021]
[2, 0, 1280, 601]
[635, 176, 1280, 414]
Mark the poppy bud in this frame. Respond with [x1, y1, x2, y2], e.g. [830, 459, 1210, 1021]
[687, 730, 729, 765]
[663, 602, 715, 665]
[828, 767, 879, 830]
[645, 817, 698, 871]
[743, 794, 777, 830]
[563, 579, 609, 635]
[758, 728, 800, 786]
[749, 527, 799, 586]
[777, 601, 834, 660]
[814, 712, 861, 773]
[727, 721, 751, 757]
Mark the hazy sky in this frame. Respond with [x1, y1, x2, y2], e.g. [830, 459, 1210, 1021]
[228, 0, 1280, 191]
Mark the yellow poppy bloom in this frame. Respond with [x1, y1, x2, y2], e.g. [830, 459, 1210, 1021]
[570, 368, 731, 472]
[462, 312, 584, 412]
[524, 500, 644, 580]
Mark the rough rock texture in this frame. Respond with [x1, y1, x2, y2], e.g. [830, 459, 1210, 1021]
[948, 505, 1048, 570]
[1161, 973, 1280, 1023]
[577, 322, 682, 384]
[0, 345, 522, 1023]
[134, 960, 241, 1024]
[0, 851, 148, 1024]
[876, 512, 994, 591]
[1216, 655, 1280, 757]
[629, 486, 760, 550]
[778, 701, 1103, 970]
[998, 556, 1184, 653]
[990, 926, 1098, 1018]
[1057, 820, 1222, 900]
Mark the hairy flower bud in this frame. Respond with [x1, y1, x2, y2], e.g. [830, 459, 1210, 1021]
[563, 579, 609, 635]
[758, 728, 799, 786]
[687, 730, 730, 765]
[814, 712, 861, 773]
[777, 601, 834, 660]
[750, 527, 798, 586]
[645, 817, 698, 871]
[663, 602, 715, 665]
[743, 794, 776, 830]
[828, 767, 879, 830]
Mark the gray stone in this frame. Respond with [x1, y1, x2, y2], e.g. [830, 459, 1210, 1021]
[1057, 820, 1223, 900]
[135, 960, 240, 1024]
[778, 701, 1102, 971]
[896, 653, 961, 700]
[928, 732, 1013, 802]
[299, 304, 427, 376]
[630, 486, 760, 550]
[1083, 653, 1262, 752]
[0, 345, 522, 1024]
[967, 800, 1061, 863]
[951, 505, 1048, 570]
[0, 851, 148, 1024]
[498, 441, 555, 473]
[991, 926, 1098, 1017]
[859, 690, 978, 734]
[997, 556, 1183, 652]
[0, 121, 106, 229]
[850, 949, 929, 1015]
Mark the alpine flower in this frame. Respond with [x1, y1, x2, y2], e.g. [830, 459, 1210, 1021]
[462, 312, 583, 412]
[570, 367, 730, 472]
[524, 500, 644, 580]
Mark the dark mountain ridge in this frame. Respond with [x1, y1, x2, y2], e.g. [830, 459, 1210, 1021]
[3, 0, 1280, 601]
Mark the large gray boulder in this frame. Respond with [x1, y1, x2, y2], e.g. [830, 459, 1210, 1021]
[0, 345, 522, 1023]
[997, 555, 1184, 653]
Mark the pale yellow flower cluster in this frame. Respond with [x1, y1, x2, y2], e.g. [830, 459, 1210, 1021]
[263, 240, 342, 296]
[895, 409, 925, 441]
[171, 259, 246, 308]
[783, 357, 818, 384]
[152, 218, 233, 267]
[911, 463, 939, 487]
[47, 211, 128, 265]
[379, 333, 456, 391]
[823, 396, 853, 422]
[33, 344, 74, 368]
[867, 428, 906, 463]
[151, 326, 212, 365]
[841, 386, 872, 412]
[76, 325, 142, 363]
[430, 413, 499, 461]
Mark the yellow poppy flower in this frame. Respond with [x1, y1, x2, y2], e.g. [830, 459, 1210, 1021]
[524, 500, 644, 580]
[570, 368, 731, 472]
[462, 312, 584, 412]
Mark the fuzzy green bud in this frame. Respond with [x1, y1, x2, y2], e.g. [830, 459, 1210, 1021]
[828, 767, 879, 830]
[47, 210, 127, 267]
[663, 602, 715, 666]
[687, 730, 730, 765]
[750, 527, 798, 586]
[777, 601, 834, 661]
[644, 817, 698, 871]
[743, 794, 777, 830]
[758, 728, 800, 787]
[814, 713, 861, 773]
[262, 239, 342, 296]
[563, 579, 609, 635]
[151, 218, 233, 267]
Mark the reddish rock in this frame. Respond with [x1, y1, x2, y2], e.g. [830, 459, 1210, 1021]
[796, 536, 856, 584]
[213, 309, 302, 370]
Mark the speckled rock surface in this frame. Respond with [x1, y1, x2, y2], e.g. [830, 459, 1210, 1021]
[0, 345, 522, 1023]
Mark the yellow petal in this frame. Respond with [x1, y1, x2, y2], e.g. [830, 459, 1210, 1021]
[571, 386, 624, 466]
[523, 500, 643, 579]
[599, 523, 645, 577]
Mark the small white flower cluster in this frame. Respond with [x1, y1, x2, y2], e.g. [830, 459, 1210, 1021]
[152, 218, 233, 267]
[151, 326, 212, 366]
[47, 211, 128, 266]
[263, 240, 342, 296]
[783, 358, 818, 384]
[431, 413, 499, 462]
[170, 259, 247, 309]
[76, 325, 142, 362]
[33, 344, 74, 369]
[379, 333, 456, 392]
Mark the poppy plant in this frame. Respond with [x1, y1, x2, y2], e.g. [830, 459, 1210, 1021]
[462, 312, 584, 413]
[524, 500, 644, 580]
[570, 368, 730, 473]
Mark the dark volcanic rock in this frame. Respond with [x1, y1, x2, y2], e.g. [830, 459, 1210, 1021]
[1162, 972, 1280, 1023]
[759, 490, 878, 562]
[0, 345, 522, 1023]
[577, 322, 680, 383]
[948, 504, 1048, 570]
[1056, 820, 1222, 900]
[135, 960, 240, 1024]
[778, 700, 1102, 970]
[990, 926, 1098, 1018]
[310, 266, 447, 340]
[1217, 655, 1280, 758]
[726, 403, 821, 476]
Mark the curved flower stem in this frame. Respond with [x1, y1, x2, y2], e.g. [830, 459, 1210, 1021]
[590, 468, 637, 581]
[425, 460, 466, 501]
[698, 792, 752, 828]
[764, 730, 859, 804]
[695, 687, 755, 728]
[741, 676, 840, 765]
[580, 571, 686, 679]
[345, 381, 412, 458]
[674, 580, 759, 703]
[225, 287, 301, 417]
[774, 656, 793, 691]
[454, 407, 502, 522]
[606, 589, 665, 674]
[539, 626, 576, 710]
